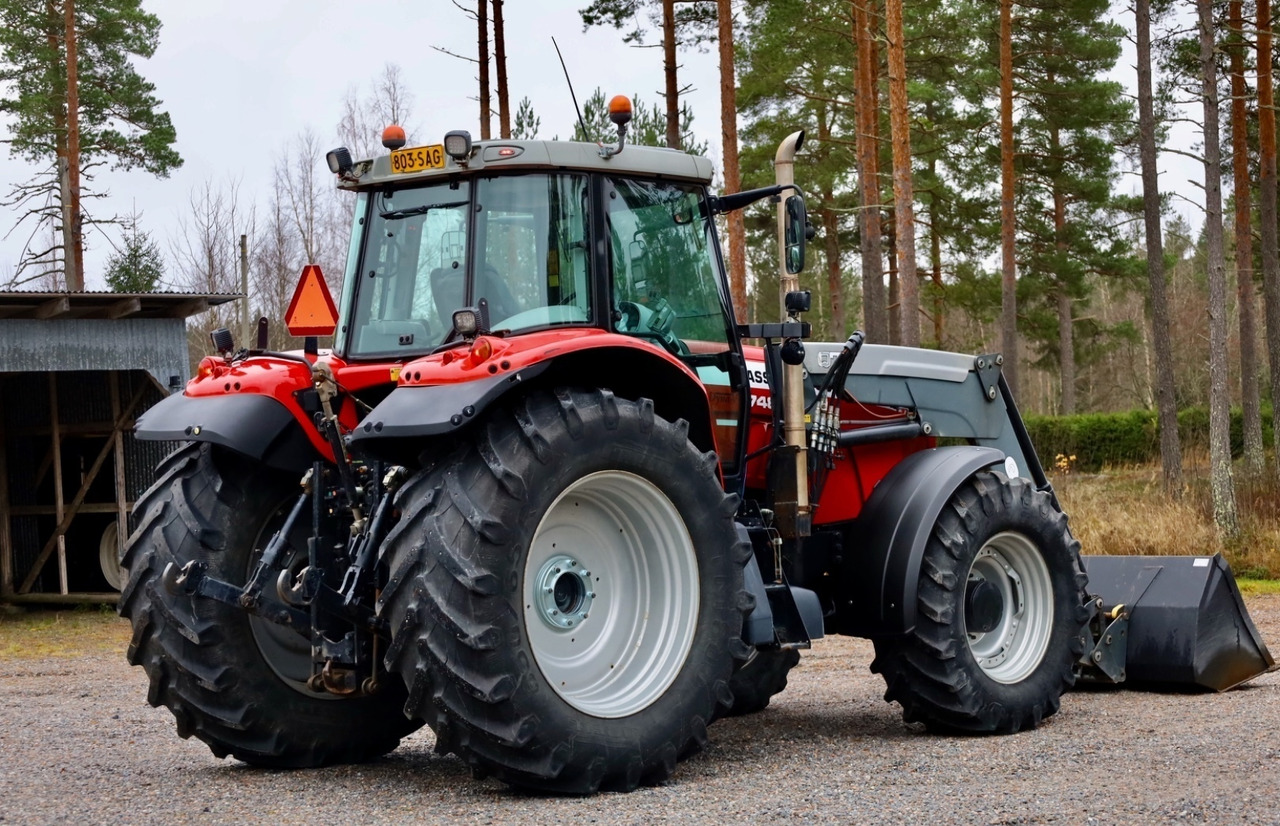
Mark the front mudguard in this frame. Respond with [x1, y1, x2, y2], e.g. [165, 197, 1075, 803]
[135, 392, 319, 472]
[838, 446, 1007, 638]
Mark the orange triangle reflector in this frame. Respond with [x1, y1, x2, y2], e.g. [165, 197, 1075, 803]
[285, 264, 339, 337]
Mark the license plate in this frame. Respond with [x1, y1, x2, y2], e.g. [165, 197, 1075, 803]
[389, 144, 445, 174]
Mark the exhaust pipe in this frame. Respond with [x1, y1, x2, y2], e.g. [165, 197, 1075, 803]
[1080, 553, 1274, 691]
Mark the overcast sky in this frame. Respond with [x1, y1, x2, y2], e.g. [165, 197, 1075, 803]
[0, 0, 726, 289]
[0, 0, 1201, 291]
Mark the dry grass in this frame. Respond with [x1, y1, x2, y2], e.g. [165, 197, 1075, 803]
[1053, 456, 1280, 579]
[0, 605, 131, 661]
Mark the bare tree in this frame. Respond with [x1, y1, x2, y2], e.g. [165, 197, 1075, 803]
[171, 177, 256, 359]
[885, 0, 918, 347]
[479, 0, 491, 139]
[493, 0, 511, 138]
[274, 130, 347, 310]
[1135, 0, 1182, 495]
[1198, 0, 1240, 539]
[337, 63, 416, 160]
[253, 195, 302, 351]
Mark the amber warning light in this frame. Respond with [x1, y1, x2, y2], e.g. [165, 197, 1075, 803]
[285, 264, 339, 337]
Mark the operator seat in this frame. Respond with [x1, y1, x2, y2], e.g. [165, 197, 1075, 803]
[430, 263, 520, 328]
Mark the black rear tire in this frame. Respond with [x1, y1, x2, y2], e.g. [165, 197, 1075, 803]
[870, 471, 1089, 733]
[724, 648, 800, 716]
[379, 388, 751, 793]
[118, 443, 419, 767]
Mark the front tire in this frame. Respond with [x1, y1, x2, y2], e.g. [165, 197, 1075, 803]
[723, 648, 800, 716]
[379, 389, 751, 793]
[870, 471, 1089, 733]
[118, 443, 418, 767]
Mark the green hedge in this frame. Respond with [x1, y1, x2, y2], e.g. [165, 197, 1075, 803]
[1024, 405, 1275, 472]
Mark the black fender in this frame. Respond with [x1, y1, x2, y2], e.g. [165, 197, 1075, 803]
[350, 347, 718, 463]
[838, 445, 1006, 638]
[134, 392, 318, 472]
[348, 362, 552, 460]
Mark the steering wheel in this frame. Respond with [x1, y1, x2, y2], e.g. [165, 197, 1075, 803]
[617, 300, 686, 356]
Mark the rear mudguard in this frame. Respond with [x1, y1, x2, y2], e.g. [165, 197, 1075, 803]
[352, 362, 551, 444]
[349, 330, 720, 462]
[837, 445, 1007, 637]
[135, 392, 318, 472]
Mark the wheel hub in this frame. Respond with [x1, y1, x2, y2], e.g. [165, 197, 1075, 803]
[533, 554, 595, 629]
[965, 577, 1005, 634]
[964, 533, 1054, 684]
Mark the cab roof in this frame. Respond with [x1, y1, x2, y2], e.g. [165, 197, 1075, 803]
[338, 138, 716, 190]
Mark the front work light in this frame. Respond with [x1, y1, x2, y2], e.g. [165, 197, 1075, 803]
[444, 130, 472, 160]
[453, 308, 479, 337]
[326, 147, 353, 175]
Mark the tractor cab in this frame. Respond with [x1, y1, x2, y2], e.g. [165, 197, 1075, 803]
[330, 117, 738, 365]
[330, 109, 762, 479]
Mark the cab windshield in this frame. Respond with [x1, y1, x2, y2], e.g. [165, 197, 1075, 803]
[342, 173, 591, 358]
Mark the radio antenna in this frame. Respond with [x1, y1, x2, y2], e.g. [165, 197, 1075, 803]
[552, 37, 593, 144]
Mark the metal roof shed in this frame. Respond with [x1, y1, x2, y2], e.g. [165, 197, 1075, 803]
[0, 291, 237, 604]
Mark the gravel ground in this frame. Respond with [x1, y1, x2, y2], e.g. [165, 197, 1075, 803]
[3, 596, 1279, 825]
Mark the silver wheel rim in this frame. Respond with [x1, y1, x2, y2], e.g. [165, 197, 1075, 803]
[965, 531, 1054, 684]
[99, 521, 124, 591]
[524, 470, 699, 719]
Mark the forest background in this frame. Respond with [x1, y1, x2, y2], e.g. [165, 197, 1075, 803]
[2, 0, 1279, 562]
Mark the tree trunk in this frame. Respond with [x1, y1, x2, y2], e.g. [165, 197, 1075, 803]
[663, 0, 680, 149]
[1050, 129, 1074, 414]
[999, 0, 1018, 394]
[823, 200, 844, 337]
[928, 103, 944, 348]
[1056, 285, 1075, 414]
[1136, 0, 1183, 495]
[718, 0, 747, 322]
[1230, 0, 1265, 473]
[1200, 0, 1240, 539]
[853, 0, 886, 342]
[478, 0, 490, 140]
[885, 0, 918, 347]
[886, 216, 900, 344]
[493, 0, 510, 139]
[63, 0, 83, 292]
[1258, 0, 1280, 480]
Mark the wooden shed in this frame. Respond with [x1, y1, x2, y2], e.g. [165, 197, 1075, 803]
[0, 291, 236, 604]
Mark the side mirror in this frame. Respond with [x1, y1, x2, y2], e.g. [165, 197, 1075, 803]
[785, 195, 807, 274]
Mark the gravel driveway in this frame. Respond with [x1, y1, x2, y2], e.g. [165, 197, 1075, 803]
[3, 596, 1279, 825]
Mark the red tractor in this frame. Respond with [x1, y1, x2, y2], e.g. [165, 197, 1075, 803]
[120, 100, 1271, 793]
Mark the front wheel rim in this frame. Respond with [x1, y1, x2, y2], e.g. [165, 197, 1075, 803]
[964, 531, 1054, 684]
[524, 470, 699, 719]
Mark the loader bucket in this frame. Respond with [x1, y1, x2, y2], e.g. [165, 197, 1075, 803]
[1080, 554, 1274, 691]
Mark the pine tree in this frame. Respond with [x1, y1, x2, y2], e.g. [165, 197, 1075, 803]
[736, 0, 857, 338]
[579, 0, 716, 149]
[512, 97, 540, 140]
[571, 88, 709, 155]
[103, 212, 163, 292]
[1009, 0, 1133, 413]
[0, 0, 181, 288]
